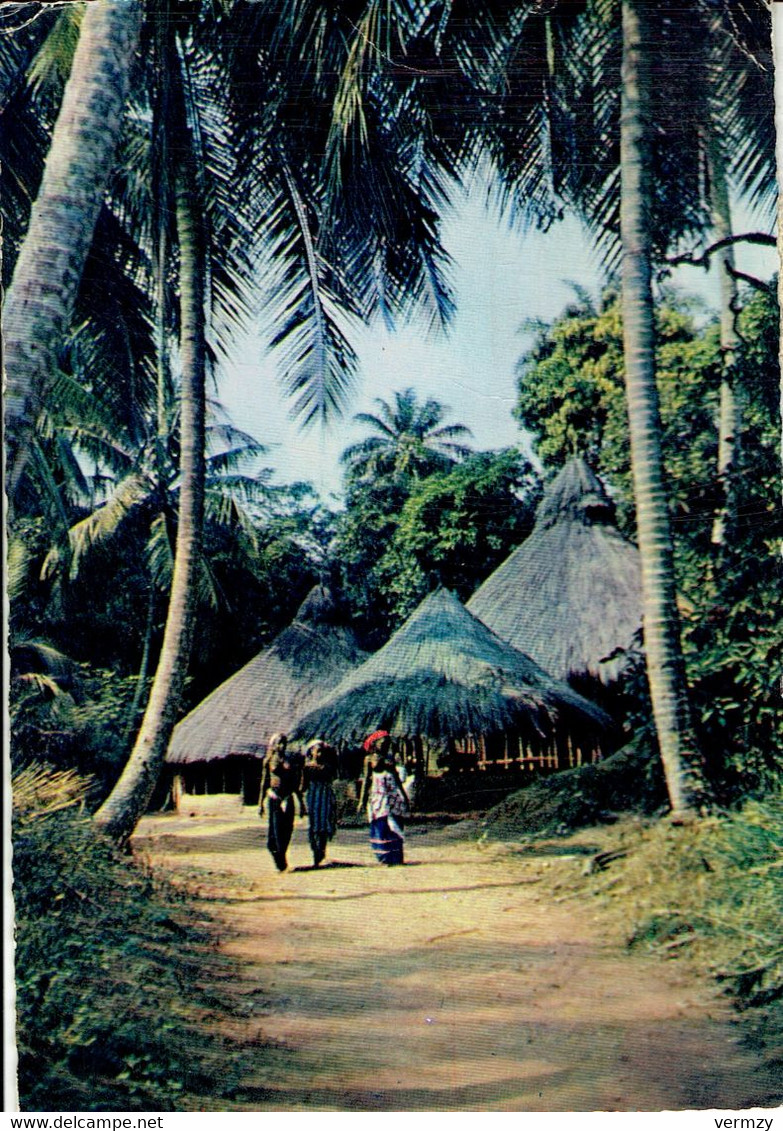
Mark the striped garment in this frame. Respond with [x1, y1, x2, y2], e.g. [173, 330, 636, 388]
[307, 781, 337, 839]
[306, 780, 337, 865]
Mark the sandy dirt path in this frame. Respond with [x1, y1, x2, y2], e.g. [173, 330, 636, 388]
[134, 809, 779, 1112]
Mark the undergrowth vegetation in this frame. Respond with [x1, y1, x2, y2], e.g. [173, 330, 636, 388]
[559, 799, 783, 1072]
[12, 767, 254, 1111]
[482, 775, 782, 1075]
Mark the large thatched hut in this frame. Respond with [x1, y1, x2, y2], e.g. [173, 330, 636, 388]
[293, 587, 612, 778]
[467, 459, 642, 693]
[166, 586, 367, 802]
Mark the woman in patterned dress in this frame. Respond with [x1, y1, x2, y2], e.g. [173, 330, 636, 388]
[357, 730, 409, 865]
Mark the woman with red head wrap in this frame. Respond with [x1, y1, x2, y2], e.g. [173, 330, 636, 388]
[357, 730, 409, 865]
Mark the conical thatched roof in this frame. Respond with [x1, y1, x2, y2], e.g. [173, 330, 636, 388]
[467, 458, 642, 686]
[292, 588, 611, 744]
[166, 586, 367, 765]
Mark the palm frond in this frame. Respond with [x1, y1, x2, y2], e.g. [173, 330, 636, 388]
[43, 472, 152, 582]
[11, 637, 79, 679]
[261, 152, 360, 425]
[205, 420, 267, 456]
[26, 3, 84, 97]
[146, 510, 174, 590]
[12, 765, 94, 819]
[26, 438, 73, 535]
[7, 535, 35, 604]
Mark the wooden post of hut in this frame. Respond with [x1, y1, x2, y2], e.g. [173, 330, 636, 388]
[172, 774, 185, 811]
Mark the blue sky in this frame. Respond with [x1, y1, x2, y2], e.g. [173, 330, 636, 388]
[216, 183, 777, 504]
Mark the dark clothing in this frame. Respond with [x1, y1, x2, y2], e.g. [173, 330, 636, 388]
[259, 748, 303, 872]
[303, 745, 338, 865]
[306, 780, 337, 865]
[266, 796, 296, 872]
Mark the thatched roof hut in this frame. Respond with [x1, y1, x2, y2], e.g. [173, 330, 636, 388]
[166, 585, 367, 767]
[467, 459, 642, 688]
[293, 588, 612, 774]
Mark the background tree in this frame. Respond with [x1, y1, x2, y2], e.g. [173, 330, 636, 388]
[376, 448, 541, 624]
[490, 0, 774, 815]
[334, 388, 539, 649]
[334, 389, 471, 646]
[341, 388, 473, 483]
[515, 284, 781, 793]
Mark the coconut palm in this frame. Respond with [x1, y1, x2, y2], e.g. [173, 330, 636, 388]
[341, 388, 472, 483]
[3, 0, 143, 501]
[487, 0, 774, 814]
[5, 0, 477, 840]
[617, 0, 706, 813]
[615, 0, 772, 812]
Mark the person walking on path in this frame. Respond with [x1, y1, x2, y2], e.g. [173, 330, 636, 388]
[259, 733, 304, 872]
[358, 730, 409, 865]
[302, 738, 339, 867]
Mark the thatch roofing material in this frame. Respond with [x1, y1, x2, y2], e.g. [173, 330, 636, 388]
[166, 586, 367, 765]
[467, 459, 642, 685]
[293, 588, 611, 744]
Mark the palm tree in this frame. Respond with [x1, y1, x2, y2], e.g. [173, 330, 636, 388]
[94, 107, 207, 840]
[618, 0, 706, 814]
[341, 389, 472, 483]
[706, 136, 741, 552]
[3, 0, 143, 501]
[5, 0, 477, 840]
[614, 0, 773, 811]
[487, 0, 775, 814]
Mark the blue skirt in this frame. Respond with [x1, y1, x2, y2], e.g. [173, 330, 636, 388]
[369, 816, 404, 865]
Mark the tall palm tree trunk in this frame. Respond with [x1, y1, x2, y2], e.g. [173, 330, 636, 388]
[620, 0, 707, 816]
[707, 133, 741, 550]
[95, 151, 206, 844]
[121, 584, 158, 750]
[3, 0, 142, 500]
[773, 2, 783, 466]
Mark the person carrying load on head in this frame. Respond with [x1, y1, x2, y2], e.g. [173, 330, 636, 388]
[302, 738, 339, 867]
[357, 730, 409, 865]
[259, 733, 304, 872]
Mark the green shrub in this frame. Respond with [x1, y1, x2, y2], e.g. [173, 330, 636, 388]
[12, 768, 248, 1111]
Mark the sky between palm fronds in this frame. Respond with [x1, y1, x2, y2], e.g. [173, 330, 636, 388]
[219, 174, 777, 503]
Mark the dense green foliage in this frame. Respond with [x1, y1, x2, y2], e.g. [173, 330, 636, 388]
[334, 397, 540, 647]
[9, 466, 327, 794]
[376, 449, 541, 624]
[13, 769, 250, 1111]
[515, 290, 724, 537]
[515, 287, 782, 793]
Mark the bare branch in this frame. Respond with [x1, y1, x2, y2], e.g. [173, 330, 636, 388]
[668, 231, 776, 269]
[726, 264, 776, 293]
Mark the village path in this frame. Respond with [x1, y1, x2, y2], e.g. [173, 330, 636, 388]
[134, 806, 779, 1113]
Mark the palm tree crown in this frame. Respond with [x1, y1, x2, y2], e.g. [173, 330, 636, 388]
[341, 388, 472, 482]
